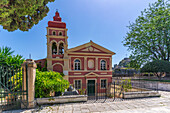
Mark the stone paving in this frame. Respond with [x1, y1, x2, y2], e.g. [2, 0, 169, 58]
[3, 91, 170, 113]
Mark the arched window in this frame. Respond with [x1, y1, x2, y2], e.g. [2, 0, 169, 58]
[74, 59, 80, 70]
[52, 31, 56, 35]
[58, 31, 63, 36]
[59, 43, 64, 55]
[52, 42, 57, 54]
[101, 60, 106, 70]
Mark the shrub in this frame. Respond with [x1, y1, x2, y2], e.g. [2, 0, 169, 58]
[10, 69, 69, 98]
[35, 70, 69, 98]
[120, 79, 132, 92]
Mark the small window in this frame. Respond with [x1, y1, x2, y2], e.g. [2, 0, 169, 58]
[74, 80, 81, 89]
[52, 31, 56, 35]
[101, 60, 106, 70]
[59, 32, 63, 36]
[74, 59, 80, 70]
[101, 79, 106, 88]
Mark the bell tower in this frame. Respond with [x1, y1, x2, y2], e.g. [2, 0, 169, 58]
[46, 11, 69, 80]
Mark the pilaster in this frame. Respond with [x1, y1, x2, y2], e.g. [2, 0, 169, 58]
[84, 57, 87, 71]
[95, 58, 98, 71]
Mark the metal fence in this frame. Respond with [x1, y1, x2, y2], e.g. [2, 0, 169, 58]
[114, 79, 158, 93]
[0, 65, 28, 111]
[35, 80, 159, 103]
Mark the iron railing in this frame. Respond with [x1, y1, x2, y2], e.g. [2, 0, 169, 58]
[35, 79, 159, 102]
[0, 65, 28, 111]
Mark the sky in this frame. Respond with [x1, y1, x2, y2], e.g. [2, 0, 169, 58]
[0, 0, 157, 66]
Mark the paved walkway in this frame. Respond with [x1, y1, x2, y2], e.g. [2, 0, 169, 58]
[3, 91, 170, 113]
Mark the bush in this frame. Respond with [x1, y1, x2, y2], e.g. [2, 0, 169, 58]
[10, 69, 69, 98]
[35, 70, 69, 98]
[119, 79, 132, 92]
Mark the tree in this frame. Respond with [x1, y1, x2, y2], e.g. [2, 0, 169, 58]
[123, 0, 170, 68]
[0, 46, 24, 92]
[0, 46, 24, 67]
[141, 60, 170, 79]
[0, 0, 55, 32]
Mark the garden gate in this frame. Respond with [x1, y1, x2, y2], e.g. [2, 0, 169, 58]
[0, 64, 28, 111]
[85, 82, 123, 103]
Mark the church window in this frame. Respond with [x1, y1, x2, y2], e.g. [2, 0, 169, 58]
[59, 42, 64, 55]
[74, 59, 80, 70]
[101, 79, 106, 88]
[101, 60, 106, 70]
[74, 80, 81, 89]
[52, 42, 57, 54]
[52, 31, 56, 35]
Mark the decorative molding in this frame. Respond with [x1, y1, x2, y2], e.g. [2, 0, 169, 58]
[88, 47, 94, 51]
[69, 75, 112, 77]
[68, 41, 115, 55]
[46, 35, 68, 39]
[52, 63, 64, 67]
[68, 56, 111, 58]
[101, 73, 107, 74]
[46, 27, 68, 31]
[47, 58, 67, 61]
[85, 72, 99, 77]
[88, 59, 94, 69]
[81, 48, 89, 51]
[94, 48, 100, 52]
[74, 73, 82, 74]
[68, 52, 112, 56]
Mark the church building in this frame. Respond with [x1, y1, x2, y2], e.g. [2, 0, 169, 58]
[35, 11, 116, 95]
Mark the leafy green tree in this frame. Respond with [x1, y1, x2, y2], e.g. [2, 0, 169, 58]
[141, 60, 170, 79]
[0, 46, 24, 67]
[0, 0, 55, 32]
[0, 46, 24, 94]
[123, 0, 170, 68]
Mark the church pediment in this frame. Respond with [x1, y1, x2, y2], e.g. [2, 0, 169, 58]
[77, 46, 106, 53]
[68, 40, 115, 55]
[85, 72, 99, 77]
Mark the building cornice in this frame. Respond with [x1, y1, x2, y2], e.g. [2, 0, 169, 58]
[68, 52, 112, 56]
[46, 27, 68, 31]
[46, 35, 68, 39]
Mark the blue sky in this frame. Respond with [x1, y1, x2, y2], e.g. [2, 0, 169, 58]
[0, 0, 157, 65]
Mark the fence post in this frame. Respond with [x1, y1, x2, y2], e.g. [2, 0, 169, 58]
[21, 59, 37, 108]
[157, 81, 159, 92]
[114, 82, 115, 101]
[96, 83, 98, 101]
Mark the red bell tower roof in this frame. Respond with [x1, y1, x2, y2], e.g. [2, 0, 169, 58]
[48, 11, 66, 28]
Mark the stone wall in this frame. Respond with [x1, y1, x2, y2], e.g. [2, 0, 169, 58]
[36, 95, 87, 105]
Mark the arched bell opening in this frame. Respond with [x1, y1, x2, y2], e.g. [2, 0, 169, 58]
[59, 43, 64, 55]
[52, 42, 57, 55]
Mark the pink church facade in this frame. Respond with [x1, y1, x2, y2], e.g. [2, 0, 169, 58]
[35, 11, 116, 95]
